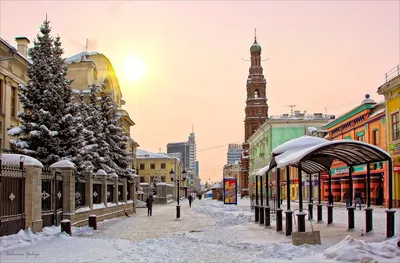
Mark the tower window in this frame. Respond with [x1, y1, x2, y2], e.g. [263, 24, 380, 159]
[254, 89, 259, 98]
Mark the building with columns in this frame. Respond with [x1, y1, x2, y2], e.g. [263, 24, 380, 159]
[241, 33, 269, 196]
[0, 37, 30, 151]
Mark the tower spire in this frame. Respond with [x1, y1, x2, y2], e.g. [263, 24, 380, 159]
[192, 124, 194, 133]
[254, 28, 257, 43]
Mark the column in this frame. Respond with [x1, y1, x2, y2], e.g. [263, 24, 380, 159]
[122, 178, 127, 203]
[24, 163, 43, 233]
[365, 163, 373, 233]
[85, 173, 93, 209]
[317, 172, 323, 222]
[348, 166, 355, 230]
[285, 166, 293, 236]
[259, 174, 264, 225]
[386, 161, 395, 238]
[297, 164, 306, 232]
[112, 174, 118, 203]
[327, 171, 333, 225]
[265, 172, 270, 227]
[255, 175, 259, 222]
[50, 160, 76, 223]
[276, 168, 283, 232]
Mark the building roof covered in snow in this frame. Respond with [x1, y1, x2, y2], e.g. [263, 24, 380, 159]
[136, 149, 175, 159]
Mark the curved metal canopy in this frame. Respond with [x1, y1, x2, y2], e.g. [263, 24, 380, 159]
[268, 139, 392, 174]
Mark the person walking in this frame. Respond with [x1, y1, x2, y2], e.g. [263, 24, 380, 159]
[146, 195, 154, 216]
[354, 190, 362, 210]
[188, 195, 193, 207]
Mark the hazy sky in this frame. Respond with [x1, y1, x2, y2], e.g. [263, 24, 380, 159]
[1, 1, 399, 183]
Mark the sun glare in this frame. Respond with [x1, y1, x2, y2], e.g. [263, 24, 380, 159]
[123, 55, 146, 82]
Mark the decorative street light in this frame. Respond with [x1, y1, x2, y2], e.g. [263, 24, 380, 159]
[170, 168, 187, 219]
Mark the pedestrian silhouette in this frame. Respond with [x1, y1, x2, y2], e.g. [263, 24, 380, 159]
[146, 195, 154, 216]
[188, 195, 193, 207]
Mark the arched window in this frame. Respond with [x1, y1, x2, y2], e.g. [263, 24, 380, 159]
[254, 89, 259, 98]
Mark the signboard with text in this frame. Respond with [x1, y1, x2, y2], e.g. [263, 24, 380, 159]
[223, 178, 237, 205]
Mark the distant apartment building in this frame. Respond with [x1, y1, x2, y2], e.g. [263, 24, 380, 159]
[166, 142, 189, 170]
[227, 144, 242, 164]
[188, 131, 197, 173]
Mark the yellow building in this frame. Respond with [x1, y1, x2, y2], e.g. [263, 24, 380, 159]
[378, 65, 400, 207]
[65, 51, 139, 168]
[0, 37, 30, 151]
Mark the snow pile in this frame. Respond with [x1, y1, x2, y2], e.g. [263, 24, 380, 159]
[136, 200, 147, 208]
[324, 235, 400, 262]
[192, 201, 253, 227]
[257, 243, 319, 260]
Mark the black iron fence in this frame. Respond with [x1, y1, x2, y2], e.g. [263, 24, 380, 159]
[93, 183, 102, 204]
[75, 181, 86, 209]
[41, 168, 63, 227]
[107, 184, 114, 203]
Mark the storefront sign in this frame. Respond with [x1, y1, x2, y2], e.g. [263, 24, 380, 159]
[332, 167, 349, 175]
[223, 178, 237, 205]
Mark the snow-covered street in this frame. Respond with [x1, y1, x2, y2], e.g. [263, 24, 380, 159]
[1, 198, 399, 263]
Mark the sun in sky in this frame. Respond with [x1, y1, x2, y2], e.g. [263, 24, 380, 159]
[123, 55, 146, 82]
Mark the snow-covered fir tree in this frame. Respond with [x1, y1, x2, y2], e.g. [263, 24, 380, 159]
[8, 19, 78, 167]
[99, 87, 132, 177]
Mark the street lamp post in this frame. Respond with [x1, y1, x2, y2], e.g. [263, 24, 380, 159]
[170, 168, 187, 219]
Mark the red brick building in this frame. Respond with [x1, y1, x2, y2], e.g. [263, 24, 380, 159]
[241, 32, 269, 196]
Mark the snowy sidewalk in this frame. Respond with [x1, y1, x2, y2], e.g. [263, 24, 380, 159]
[0, 198, 399, 263]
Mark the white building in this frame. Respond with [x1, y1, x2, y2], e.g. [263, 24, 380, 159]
[227, 144, 242, 164]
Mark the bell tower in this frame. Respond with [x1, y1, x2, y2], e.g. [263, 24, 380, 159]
[240, 30, 269, 196]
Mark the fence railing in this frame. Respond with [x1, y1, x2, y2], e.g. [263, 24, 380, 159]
[385, 64, 400, 83]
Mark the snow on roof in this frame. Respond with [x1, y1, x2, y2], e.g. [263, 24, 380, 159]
[1, 154, 43, 167]
[96, 169, 107, 176]
[49, 159, 75, 169]
[256, 164, 270, 175]
[136, 149, 174, 159]
[64, 52, 101, 64]
[272, 136, 328, 156]
[211, 183, 222, 189]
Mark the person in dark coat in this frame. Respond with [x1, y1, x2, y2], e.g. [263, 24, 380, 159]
[146, 195, 154, 216]
[188, 195, 193, 207]
[354, 191, 362, 210]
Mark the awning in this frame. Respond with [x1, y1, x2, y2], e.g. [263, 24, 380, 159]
[256, 164, 270, 175]
[270, 139, 391, 174]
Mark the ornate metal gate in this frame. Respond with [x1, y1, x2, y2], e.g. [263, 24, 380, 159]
[0, 161, 26, 236]
[41, 168, 63, 227]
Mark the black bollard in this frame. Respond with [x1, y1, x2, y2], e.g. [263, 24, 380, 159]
[365, 207, 373, 233]
[386, 210, 396, 238]
[259, 206, 264, 225]
[317, 204, 323, 222]
[297, 211, 306, 232]
[89, 214, 97, 230]
[276, 208, 283, 232]
[327, 205, 333, 225]
[61, 219, 72, 236]
[285, 210, 293, 236]
[255, 205, 259, 222]
[347, 207, 355, 230]
[264, 206, 271, 227]
[308, 203, 313, 220]
[177, 205, 181, 219]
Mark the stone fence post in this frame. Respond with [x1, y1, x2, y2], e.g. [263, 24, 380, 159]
[96, 169, 107, 205]
[50, 160, 77, 223]
[13, 155, 44, 233]
[85, 172, 93, 209]
[122, 178, 127, 203]
[111, 173, 118, 203]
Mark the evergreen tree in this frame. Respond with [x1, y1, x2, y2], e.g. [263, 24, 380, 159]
[10, 19, 61, 165]
[99, 87, 132, 177]
[9, 18, 79, 167]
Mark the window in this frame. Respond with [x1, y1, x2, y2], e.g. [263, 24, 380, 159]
[372, 129, 379, 145]
[357, 135, 364, 142]
[161, 163, 166, 169]
[0, 79, 3, 114]
[254, 89, 259, 98]
[140, 176, 145, 183]
[139, 163, 145, 170]
[161, 176, 165, 182]
[11, 86, 17, 118]
[150, 163, 155, 169]
[391, 112, 399, 141]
